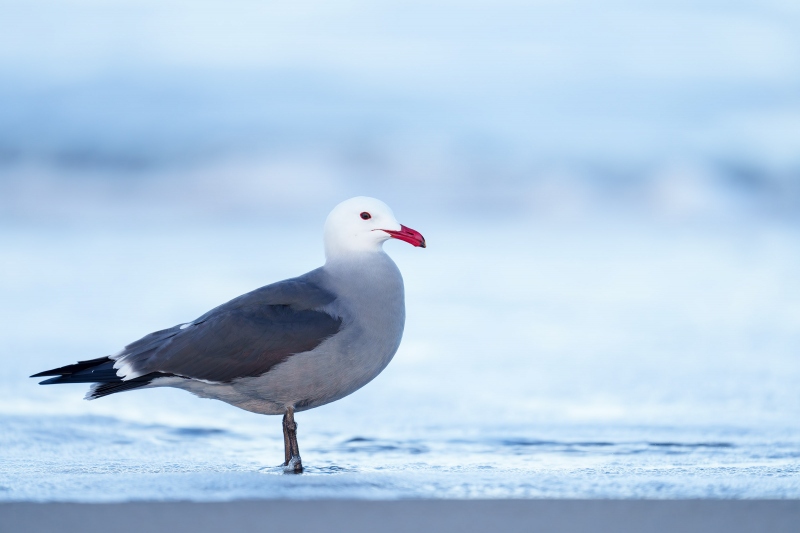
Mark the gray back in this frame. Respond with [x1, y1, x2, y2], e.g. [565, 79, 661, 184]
[115, 271, 342, 382]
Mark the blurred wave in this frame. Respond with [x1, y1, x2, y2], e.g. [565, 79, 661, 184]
[2, 0, 800, 222]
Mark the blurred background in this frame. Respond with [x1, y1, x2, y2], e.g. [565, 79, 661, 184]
[3, 0, 800, 221]
[2, 0, 800, 499]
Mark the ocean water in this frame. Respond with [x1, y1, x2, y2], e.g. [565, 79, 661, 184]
[3, 0, 800, 173]
[3, 0, 799, 502]
[2, 207, 799, 500]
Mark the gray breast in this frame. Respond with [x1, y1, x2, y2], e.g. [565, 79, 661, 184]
[222, 252, 406, 414]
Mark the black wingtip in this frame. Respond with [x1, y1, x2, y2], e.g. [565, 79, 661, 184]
[30, 370, 58, 378]
[30, 357, 114, 379]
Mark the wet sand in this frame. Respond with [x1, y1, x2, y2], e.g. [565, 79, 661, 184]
[2, 500, 798, 533]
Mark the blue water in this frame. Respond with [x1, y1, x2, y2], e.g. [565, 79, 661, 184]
[3, 415, 799, 500]
[3, 0, 799, 502]
[2, 209, 799, 500]
[2, 1, 800, 176]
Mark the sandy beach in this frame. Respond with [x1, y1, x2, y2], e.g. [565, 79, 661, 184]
[2, 500, 798, 533]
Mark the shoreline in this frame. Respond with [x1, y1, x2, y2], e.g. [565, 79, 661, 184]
[2, 500, 798, 533]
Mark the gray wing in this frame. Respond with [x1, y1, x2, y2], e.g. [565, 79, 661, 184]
[114, 270, 342, 383]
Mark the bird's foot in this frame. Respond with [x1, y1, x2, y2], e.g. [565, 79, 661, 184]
[283, 455, 303, 474]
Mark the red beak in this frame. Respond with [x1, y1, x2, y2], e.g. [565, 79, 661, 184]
[384, 224, 426, 248]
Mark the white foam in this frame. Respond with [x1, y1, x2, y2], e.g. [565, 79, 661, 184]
[283, 456, 303, 474]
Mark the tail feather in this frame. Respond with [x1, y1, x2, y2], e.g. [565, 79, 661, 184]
[31, 357, 174, 399]
[85, 372, 172, 399]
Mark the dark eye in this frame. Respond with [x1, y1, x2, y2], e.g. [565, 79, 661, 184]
[360, 212, 371, 220]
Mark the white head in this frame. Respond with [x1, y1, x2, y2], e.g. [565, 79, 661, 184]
[324, 197, 426, 261]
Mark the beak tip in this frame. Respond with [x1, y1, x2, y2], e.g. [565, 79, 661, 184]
[387, 225, 426, 248]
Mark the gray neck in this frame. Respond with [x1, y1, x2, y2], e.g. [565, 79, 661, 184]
[322, 250, 404, 300]
[322, 250, 406, 388]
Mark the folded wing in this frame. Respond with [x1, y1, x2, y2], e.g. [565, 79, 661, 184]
[115, 273, 342, 382]
[32, 272, 343, 397]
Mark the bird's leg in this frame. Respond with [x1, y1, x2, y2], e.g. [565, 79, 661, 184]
[282, 407, 303, 474]
[282, 412, 292, 466]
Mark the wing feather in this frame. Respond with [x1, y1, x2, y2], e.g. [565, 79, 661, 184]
[113, 270, 342, 382]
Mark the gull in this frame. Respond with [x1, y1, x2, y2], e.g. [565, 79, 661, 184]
[31, 197, 426, 473]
